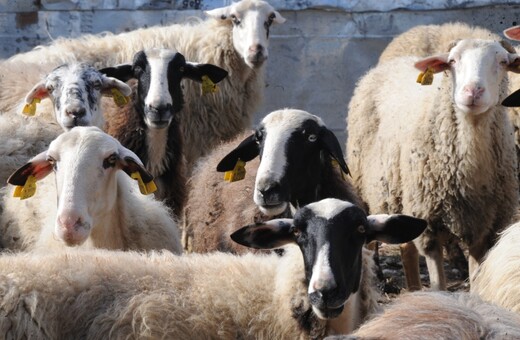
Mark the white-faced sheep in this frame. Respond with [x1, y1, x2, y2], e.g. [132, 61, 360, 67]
[0, 63, 131, 188]
[346, 39, 520, 291]
[471, 220, 520, 314]
[100, 48, 228, 218]
[0, 0, 286, 168]
[502, 25, 520, 146]
[326, 291, 520, 340]
[0, 126, 181, 253]
[185, 108, 365, 253]
[0, 198, 426, 338]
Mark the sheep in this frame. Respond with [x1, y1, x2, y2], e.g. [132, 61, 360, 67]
[0, 63, 131, 188]
[471, 220, 520, 314]
[0, 198, 426, 338]
[0, 126, 182, 253]
[100, 48, 228, 219]
[0, 0, 286, 169]
[325, 291, 520, 340]
[185, 108, 365, 253]
[502, 25, 520, 148]
[346, 39, 520, 291]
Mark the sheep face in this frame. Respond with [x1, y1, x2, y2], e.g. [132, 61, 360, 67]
[100, 48, 228, 129]
[217, 109, 349, 216]
[414, 39, 520, 115]
[24, 63, 131, 130]
[231, 198, 427, 320]
[205, 0, 286, 68]
[7, 126, 153, 246]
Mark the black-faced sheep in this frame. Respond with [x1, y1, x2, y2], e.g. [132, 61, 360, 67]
[0, 63, 131, 189]
[0, 198, 426, 338]
[185, 108, 364, 253]
[471, 220, 520, 314]
[346, 39, 520, 290]
[100, 48, 228, 219]
[326, 291, 520, 340]
[0, 126, 182, 253]
[0, 0, 286, 169]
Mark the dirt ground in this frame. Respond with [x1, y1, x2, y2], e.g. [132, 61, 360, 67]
[376, 243, 470, 304]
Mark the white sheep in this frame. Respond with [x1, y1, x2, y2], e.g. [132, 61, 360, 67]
[0, 0, 286, 168]
[0, 198, 426, 338]
[185, 108, 364, 253]
[0, 126, 181, 253]
[326, 291, 520, 340]
[0, 63, 131, 188]
[100, 48, 228, 219]
[471, 220, 520, 314]
[346, 39, 520, 290]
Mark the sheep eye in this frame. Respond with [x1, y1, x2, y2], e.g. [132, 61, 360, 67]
[103, 153, 118, 169]
[46, 84, 55, 92]
[255, 130, 263, 144]
[267, 13, 275, 25]
[308, 134, 317, 142]
[230, 14, 241, 26]
[500, 60, 508, 66]
[448, 59, 456, 65]
[46, 156, 57, 170]
[357, 225, 365, 234]
[93, 81, 102, 90]
[291, 227, 301, 237]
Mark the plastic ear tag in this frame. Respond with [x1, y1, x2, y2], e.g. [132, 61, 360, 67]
[416, 67, 434, 86]
[22, 98, 41, 116]
[224, 160, 246, 182]
[13, 175, 37, 200]
[201, 75, 218, 94]
[331, 160, 346, 181]
[130, 172, 157, 195]
[111, 88, 130, 107]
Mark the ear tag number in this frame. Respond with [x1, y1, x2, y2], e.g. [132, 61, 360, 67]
[22, 98, 41, 116]
[224, 160, 246, 182]
[201, 75, 218, 94]
[416, 67, 434, 86]
[130, 172, 157, 195]
[13, 175, 37, 200]
[111, 88, 130, 107]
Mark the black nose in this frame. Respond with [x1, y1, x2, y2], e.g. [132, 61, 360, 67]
[258, 182, 283, 205]
[67, 107, 86, 118]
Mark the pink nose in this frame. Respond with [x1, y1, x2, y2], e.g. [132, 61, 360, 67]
[57, 211, 82, 230]
[463, 85, 485, 100]
[248, 44, 263, 54]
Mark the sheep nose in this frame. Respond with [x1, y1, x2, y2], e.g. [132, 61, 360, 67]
[463, 85, 485, 99]
[258, 182, 282, 205]
[57, 212, 82, 231]
[249, 44, 264, 54]
[67, 107, 86, 118]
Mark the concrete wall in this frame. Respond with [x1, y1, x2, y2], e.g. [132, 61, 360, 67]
[1, 0, 519, 146]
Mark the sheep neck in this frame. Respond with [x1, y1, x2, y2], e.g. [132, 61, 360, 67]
[146, 127, 169, 177]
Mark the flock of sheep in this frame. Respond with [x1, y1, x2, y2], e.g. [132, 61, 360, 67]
[1, 0, 520, 338]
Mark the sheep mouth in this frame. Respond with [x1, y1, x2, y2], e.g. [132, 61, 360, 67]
[247, 54, 267, 68]
[257, 202, 288, 216]
[312, 304, 345, 320]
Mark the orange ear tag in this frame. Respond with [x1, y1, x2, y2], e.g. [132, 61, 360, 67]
[22, 98, 41, 116]
[224, 160, 246, 182]
[13, 175, 37, 200]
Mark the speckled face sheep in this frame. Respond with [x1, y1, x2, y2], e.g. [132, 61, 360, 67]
[0, 198, 426, 338]
[101, 48, 228, 218]
[23, 63, 131, 130]
[217, 109, 361, 216]
[346, 39, 520, 291]
[2, 126, 181, 253]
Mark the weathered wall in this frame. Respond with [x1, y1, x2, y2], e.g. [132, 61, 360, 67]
[1, 0, 518, 146]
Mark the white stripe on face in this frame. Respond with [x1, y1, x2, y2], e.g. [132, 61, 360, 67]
[307, 198, 354, 220]
[308, 242, 336, 294]
[144, 50, 174, 109]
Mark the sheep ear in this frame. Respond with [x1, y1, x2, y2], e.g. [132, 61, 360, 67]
[118, 147, 157, 195]
[507, 55, 520, 74]
[100, 74, 133, 97]
[8, 151, 53, 185]
[504, 25, 520, 41]
[99, 65, 134, 83]
[216, 134, 259, 172]
[231, 218, 295, 249]
[319, 127, 350, 176]
[183, 62, 228, 84]
[272, 10, 286, 24]
[414, 54, 450, 73]
[503, 88, 520, 107]
[205, 5, 232, 20]
[365, 214, 427, 244]
[25, 81, 50, 103]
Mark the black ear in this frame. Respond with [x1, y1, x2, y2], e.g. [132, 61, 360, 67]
[120, 156, 154, 183]
[99, 65, 134, 82]
[216, 134, 260, 172]
[230, 218, 294, 249]
[366, 214, 427, 244]
[319, 127, 350, 176]
[503, 88, 520, 107]
[183, 63, 228, 84]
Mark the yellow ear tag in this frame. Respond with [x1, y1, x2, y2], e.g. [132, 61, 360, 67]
[201, 75, 218, 94]
[416, 67, 434, 86]
[331, 159, 346, 181]
[224, 160, 246, 182]
[130, 171, 157, 195]
[111, 88, 130, 107]
[22, 98, 41, 116]
[12, 175, 37, 200]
